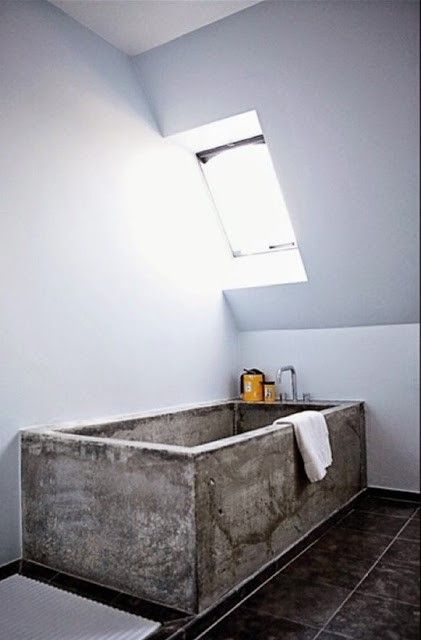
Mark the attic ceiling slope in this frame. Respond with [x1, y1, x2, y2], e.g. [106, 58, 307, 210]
[48, 0, 263, 55]
[224, 282, 419, 332]
[134, 0, 420, 332]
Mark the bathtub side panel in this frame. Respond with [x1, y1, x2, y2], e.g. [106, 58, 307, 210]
[21, 432, 197, 612]
[195, 404, 364, 610]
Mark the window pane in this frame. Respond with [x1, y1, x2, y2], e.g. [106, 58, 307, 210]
[201, 142, 296, 256]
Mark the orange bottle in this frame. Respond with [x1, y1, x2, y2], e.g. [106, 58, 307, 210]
[240, 369, 264, 402]
[264, 381, 276, 403]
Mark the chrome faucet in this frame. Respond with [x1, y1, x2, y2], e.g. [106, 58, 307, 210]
[276, 365, 298, 402]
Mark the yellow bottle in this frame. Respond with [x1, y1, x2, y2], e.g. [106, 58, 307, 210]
[241, 369, 264, 402]
[264, 381, 276, 403]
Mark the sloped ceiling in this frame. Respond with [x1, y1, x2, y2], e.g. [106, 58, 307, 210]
[134, 0, 419, 330]
[48, 0, 263, 55]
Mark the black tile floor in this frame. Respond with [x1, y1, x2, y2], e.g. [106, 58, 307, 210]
[200, 495, 420, 640]
[0, 492, 419, 640]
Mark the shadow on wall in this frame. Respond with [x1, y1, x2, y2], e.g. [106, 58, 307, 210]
[3, 0, 159, 131]
[0, 431, 21, 565]
[367, 405, 420, 492]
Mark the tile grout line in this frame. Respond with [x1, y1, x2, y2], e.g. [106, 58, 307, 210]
[398, 506, 420, 526]
[353, 508, 418, 521]
[312, 511, 419, 640]
[176, 504, 421, 640]
[47, 572, 59, 584]
[242, 609, 353, 639]
[186, 500, 367, 640]
[175, 499, 418, 640]
[187, 520, 350, 639]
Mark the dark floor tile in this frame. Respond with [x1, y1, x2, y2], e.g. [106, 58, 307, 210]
[382, 538, 420, 567]
[312, 527, 390, 562]
[112, 592, 189, 624]
[358, 556, 420, 605]
[0, 560, 19, 581]
[327, 592, 420, 639]
[150, 618, 191, 640]
[354, 496, 417, 518]
[245, 573, 349, 628]
[282, 545, 372, 589]
[148, 628, 175, 640]
[50, 571, 117, 603]
[338, 510, 406, 538]
[316, 634, 348, 640]
[19, 560, 58, 583]
[201, 606, 318, 640]
[398, 517, 420, 541]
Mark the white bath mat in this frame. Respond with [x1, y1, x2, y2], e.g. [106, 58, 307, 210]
[0, 574, 160, 640]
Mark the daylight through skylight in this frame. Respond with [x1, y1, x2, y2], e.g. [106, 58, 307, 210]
[198, 136, 297, 257]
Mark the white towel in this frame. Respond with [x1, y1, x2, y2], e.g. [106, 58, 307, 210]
[274, 410, 332, 482]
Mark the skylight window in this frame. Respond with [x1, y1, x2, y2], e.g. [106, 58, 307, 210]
[197, 135, 297, 257]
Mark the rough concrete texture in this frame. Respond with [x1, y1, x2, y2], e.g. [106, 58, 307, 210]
[236, 402, 334, 434]
[21, 433, 197, 611]
[21, 401, 365, 613]
[195, 403, 365, 610]
[62, 403, 235, 447]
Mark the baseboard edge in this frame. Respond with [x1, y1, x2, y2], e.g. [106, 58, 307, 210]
[368, 486, 421, 503]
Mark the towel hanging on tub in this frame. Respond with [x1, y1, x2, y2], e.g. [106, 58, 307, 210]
[273, 410, 332, 482]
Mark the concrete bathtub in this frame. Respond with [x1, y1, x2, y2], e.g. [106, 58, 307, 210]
[21, 400, 366, 613]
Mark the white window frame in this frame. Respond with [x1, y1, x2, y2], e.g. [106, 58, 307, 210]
[197, 134, 297, 258]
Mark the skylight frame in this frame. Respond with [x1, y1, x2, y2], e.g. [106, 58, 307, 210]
[196, 135, 298, 259]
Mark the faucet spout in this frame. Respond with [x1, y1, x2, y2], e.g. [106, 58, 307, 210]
[276, 365, 298, 402]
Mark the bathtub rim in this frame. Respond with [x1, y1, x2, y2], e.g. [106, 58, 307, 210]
[20, 399, 363, 458]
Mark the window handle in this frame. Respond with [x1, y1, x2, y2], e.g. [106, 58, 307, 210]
[268, 242, 297, 250]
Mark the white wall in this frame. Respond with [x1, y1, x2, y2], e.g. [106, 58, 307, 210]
[135, 0, 419, 330]
[0, 0, 237, 565]
[239, 324, 420, 492]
